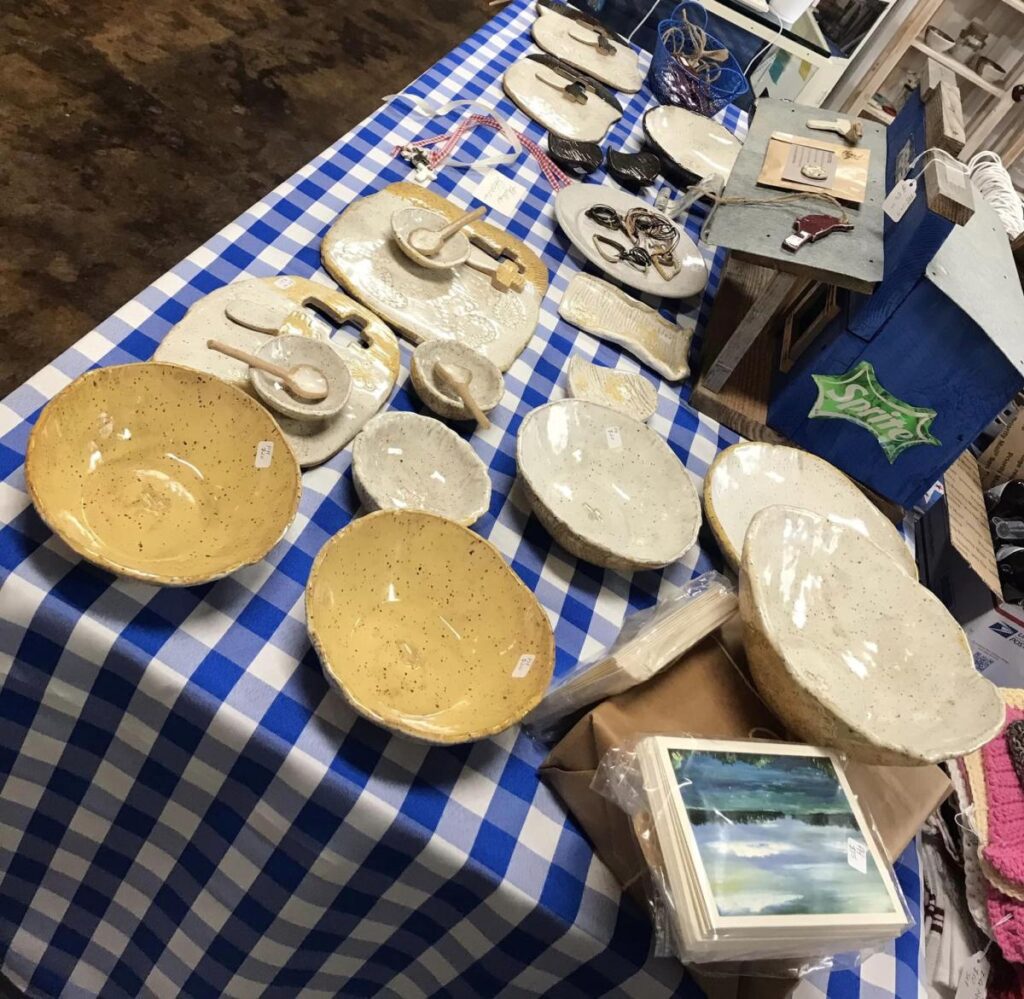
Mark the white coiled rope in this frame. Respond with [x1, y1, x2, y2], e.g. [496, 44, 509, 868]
[968, 151, 1024, 240]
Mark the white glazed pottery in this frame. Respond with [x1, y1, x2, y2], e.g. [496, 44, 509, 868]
[924, 25, 955, 52]
[410, 341, 504, 421]
[352, 412, 492, 526]
[516, 399, 701, 572]
[531, 0, 643, 93]
[502, 53, 622, 143]
[251, 335, 353, 422]
[740, 506, 1005, 766]
[704, 442, 917, 576]
[566, 356, 657, 422]
[559, 274, 693, 381]
[554, 184, 708, 298]
[391, 207, 471, 270]
[643, 106, 743, 188]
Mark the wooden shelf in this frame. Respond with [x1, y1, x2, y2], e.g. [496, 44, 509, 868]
[995, 0, 1024, 16]
[910, 39, 1006, 97]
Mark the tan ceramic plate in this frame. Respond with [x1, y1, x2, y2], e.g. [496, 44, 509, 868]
[307, 510, 555, 743]
[26, 362, 302, 585]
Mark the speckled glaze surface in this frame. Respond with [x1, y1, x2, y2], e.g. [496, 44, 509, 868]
[322, 184, 548, 373]
[740, 506, 1005, 766]
[705, 442, 917, 576]
[559, 274, 693, 381]
[391, 207, 471, 270]
[154, 276, 400, 467]
[251, 334, 353, 422]
[306, 510, 555, 744]
[25, 362, 301, 586]
[352, 412, 492, 526]
[554, 184, 708, 299]
[643, 106, 743, 187]
[502, 54, 622, 142]
[516, 399, 701, 572]
[531, 3, 643, 93]
[410, 341, 504, 421]
[565, 356, 657, 422]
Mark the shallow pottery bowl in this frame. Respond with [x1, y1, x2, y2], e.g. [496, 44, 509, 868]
[410, 341, 504, 421]
[740, 506, 1005, 766]
[251, 334, 353, 422]
[307, 510, 555, 743]
[516, 399, 701, 572]
[25, 362, 301, 585]
[642, 106, 743, 188]
[391, 207, 470, 270]
[352, 412, 492, 526]
[704, 442, 917, 576]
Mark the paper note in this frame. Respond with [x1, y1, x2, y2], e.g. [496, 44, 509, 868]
[512, 654, 535, 679]
[846, 837, 867, 874]
[944, 452, 1003, 598]
[978, 407, 1024, 490]
[955, 951, 990, 999]
[605, 426, 622, 450]
[255, 441, 274, 469]
[473, 170, 528, 218]
[884, 179, 917, 222]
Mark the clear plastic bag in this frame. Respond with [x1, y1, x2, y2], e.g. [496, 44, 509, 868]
[593, 734, 914, 974]
[524, 572, 737, 742]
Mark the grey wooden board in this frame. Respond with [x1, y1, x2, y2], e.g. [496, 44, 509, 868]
[704, 99, 887, 293]
[926, 189, 1024, 378]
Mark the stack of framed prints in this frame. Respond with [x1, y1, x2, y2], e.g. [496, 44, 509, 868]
[632, 738, 911, 962]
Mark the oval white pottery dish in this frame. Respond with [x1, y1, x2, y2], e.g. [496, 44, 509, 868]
[410, 341, 504, 421]
[516, 399, 701, 571]
[643, 106, 742, 188]
[705, 442, 916, 576]
[251, 334, 353, 422]
[566, 356, 657, 422]
[740, 506, 1005, 766]
[352, 412, 491, 526]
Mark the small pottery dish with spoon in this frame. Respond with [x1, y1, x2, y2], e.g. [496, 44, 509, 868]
[247, 335, 352, 422]
[410, 341, 504, 422]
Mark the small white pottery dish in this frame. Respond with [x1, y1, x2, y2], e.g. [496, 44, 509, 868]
[391, 207, 471, 270]
[740, 506, 1005, 766]
[559, 274, 693, 382]
[251, 335, 353, 422]
[352, 412, 492, 526]
[307, 509, 555, 743]
[410, 341, 504, 421]
[704, 442, 917, 576]
[503, 53, 622, 143]
[531, 0, 643, 93]
[516, 399, 701, 572]
[554, 184, 708, 298]
[642, 106, 743, 188]
[566, 356, 657, 422]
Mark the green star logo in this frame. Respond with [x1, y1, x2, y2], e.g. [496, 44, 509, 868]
[809, 362, 940, 463]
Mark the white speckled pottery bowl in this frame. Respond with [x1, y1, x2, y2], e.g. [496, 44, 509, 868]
[391, 207, 471, 270]
[25, 362, 302, 585]
[307, 509, 555, 743]
[516, 399, 701, 572]
[705, 442, 916, 576]
[740, 506, 1005, 765]
[352, 412, 492, 526]
[251, 334, 353, 422]
[410, 341, 504, 421]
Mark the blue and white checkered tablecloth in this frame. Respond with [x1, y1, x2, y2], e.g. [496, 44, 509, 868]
[0, 2, 924, 996]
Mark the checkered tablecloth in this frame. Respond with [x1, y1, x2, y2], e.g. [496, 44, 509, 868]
[0, 2, 924, 996]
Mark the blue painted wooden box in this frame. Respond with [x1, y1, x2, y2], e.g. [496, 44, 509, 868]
[767, 93, 1024, 508]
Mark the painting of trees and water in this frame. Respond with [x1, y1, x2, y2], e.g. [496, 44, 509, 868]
[668, 748, 897, 918]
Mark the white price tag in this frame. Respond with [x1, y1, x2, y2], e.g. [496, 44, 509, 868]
[472, 170, 529, 218]
[274, 276, 295, 289]
[883, 178, 917, 222]
[605, 426, 622, 449]
[255, 441, 274, 469]
[955, 951, 990, 999]
[512, 654, 535, 678]
[846, 837, 868, 874]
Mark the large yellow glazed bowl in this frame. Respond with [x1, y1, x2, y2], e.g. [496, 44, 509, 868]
[307, 510, 556, 743]
[26, 362, 302, 585]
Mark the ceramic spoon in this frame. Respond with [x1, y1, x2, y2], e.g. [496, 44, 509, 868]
[435, 362, 491, 430]
[807, 118, 863, 145]
[206, 339, 328, 402]
[410, 206, 486, 258]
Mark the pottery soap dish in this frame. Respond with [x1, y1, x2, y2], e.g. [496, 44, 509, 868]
[352, 412, 492, 527]
[740, 506, 1005, 766]
[516, 399, 701, 572]
[643, 106, 743, 188]
[566, 356, 657, 423]
[559, 274, 693, 382]
[410, 341, 504, 421]
[705, 442, 916, 575]
[307, 510, 555, 744]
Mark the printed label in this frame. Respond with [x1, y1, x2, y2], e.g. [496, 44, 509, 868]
[512, 654, 536, 679]
[955, 951, 990, 999]
[274, 276, 295, 289]
[255, 441, 274, 468]
[846, 837, 868, 874]
[883, 178, 917, 222]
[473, 170, 529, 218]
[605, 426, 622, 450]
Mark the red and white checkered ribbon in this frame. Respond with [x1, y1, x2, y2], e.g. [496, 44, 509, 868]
[393, 113, 573, 191]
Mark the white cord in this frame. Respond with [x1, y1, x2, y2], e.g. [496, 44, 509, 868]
[627, 0, 662, 43]
[743, 8, 783, 78]
[969, 151, 1024, 240]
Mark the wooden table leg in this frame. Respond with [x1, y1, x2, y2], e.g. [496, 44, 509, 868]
[702, 271, 798, 393]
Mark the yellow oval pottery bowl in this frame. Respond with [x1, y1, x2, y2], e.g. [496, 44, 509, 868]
[307, 510, 555, 743]
[26, 362, 302, 585]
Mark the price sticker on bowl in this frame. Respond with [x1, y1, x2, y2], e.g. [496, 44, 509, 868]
[846, 837, 868, 874]
[255, 441, 274, 469]
[605, 425, 622, 449]
[512, 654, 535, 678]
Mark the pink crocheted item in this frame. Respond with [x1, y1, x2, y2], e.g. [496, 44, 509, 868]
[982, 705, 1024, 889]
[989, 881, 1024, 964]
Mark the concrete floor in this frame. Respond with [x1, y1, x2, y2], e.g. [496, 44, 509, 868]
[0, 0, 493, 400]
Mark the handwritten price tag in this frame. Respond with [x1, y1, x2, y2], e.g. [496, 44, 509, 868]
[883, 178, 917, 223]
[846, 837, 867, 874]
[255, 441, 274, 469]
[512, 654, 535, 678]
[605, 426, 622, 449]
[473, 170, 529, 218]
